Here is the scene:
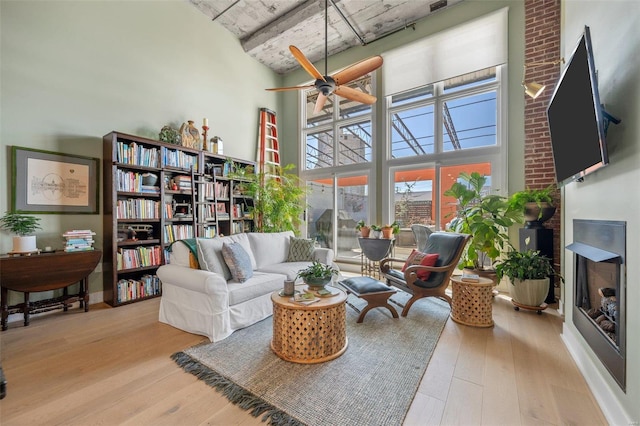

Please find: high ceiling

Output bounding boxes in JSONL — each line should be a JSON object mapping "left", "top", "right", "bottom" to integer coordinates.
{"left": 190, "top": 0, "right": 464, "bottom": 74}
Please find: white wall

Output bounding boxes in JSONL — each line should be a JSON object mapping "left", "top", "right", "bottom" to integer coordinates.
{"left": 561, "top": 1, "right": 640, "bottom": 424}
{"left": 0, "top": 0, "right": 280, "bottom": 301}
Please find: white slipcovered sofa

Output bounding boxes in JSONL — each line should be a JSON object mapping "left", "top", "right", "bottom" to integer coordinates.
{"left": 156, "top": 231, "right": 336, "bottom": 342}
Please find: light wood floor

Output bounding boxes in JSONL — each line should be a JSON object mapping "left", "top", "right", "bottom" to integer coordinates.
{"left": 0, "top": 294, "right": 607, "bottom": 425}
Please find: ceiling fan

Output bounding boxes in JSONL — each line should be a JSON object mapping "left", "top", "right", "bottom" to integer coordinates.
{"left": 266, "top": 0, "right": 383, "bottom": 114}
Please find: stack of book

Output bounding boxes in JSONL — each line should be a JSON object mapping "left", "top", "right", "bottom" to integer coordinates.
{"left": 62, "top": 230, "right": 96, "bottom": 252}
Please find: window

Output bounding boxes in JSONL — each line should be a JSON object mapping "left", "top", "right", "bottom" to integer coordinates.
{"left": 385, "top": 66, "right": 506, "bottom": 232}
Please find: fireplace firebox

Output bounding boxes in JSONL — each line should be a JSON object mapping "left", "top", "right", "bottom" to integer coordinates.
{"left": 567, "top": 219, "right": 626, "bottom": 391}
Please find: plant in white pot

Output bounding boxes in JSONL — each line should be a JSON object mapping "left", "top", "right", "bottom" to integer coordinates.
{"left": 495, "top": 248, "right": 563, "bottom": 312}
{"left": 0, "top": 212, "right": 42, "bottom": 253}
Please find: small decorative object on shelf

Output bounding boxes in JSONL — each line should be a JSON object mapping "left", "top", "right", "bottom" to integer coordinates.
{"left": 211, "top": 136, "right": 223, "bottom": 154}
{"left": 180, "top": 120, "right": 201, "bottom": 149}
{"left": 159, "top": 125, "right": 181, "bottom": 145}
{"left": 202, "top": 118, "right": 209, "bottom": 152}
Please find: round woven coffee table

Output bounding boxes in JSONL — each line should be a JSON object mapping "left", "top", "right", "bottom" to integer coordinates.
{"left": 449, "top": 275, "right": 494, "bottom": 327}
{"left": 271, "top": 286, "right": 348, "bottom": 364}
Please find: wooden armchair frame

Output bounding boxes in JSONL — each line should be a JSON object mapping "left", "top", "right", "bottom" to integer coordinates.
{"left": 380, "top": 232, "right": 470, "bottom": 317}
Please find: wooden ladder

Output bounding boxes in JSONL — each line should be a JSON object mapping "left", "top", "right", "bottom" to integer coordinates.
{"left": 257, "top": 108, "right": 281, "bottom": 181}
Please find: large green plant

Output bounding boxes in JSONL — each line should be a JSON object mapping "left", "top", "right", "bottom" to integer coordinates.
{"left": 236, "top": 163, "right": 307, "bottom": 235}
{"left": 0, "top": 212, "right": 41, "bottom": 236}
{"left": 444, "top": 172, "right": 522, "bottom": 270}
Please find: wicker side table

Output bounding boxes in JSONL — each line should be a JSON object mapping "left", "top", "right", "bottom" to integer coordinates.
{"left": 449, "top": 276, "right": 494, "bottom": 327}
{"left": 271, "top": 287, "right": 348, "bottom": 364}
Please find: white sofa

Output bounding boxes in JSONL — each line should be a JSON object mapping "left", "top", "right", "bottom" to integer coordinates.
{"left": 156, "top": 231, "right": 335, "bottom": 342}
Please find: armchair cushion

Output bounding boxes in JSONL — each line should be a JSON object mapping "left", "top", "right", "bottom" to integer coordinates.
{"left": 287, "top": 237, "right": 315, "bottom": 262}
{"left": 402, "top": 250, "right": 439, "bottom": 280}
{"left": 222, "top": 242, "right": 253, "bottom": 283}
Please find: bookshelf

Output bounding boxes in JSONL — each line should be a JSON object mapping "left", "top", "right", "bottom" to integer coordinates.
{"left": 103, "top": 131, "right": 255, "bottom": 307}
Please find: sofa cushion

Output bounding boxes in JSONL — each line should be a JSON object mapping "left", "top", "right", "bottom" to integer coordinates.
{"left": 197, "top": 237, "right": 232, "bottom": 281}
{"left": 402, "top": 250, "right": 439, "bottom": 280}
{"left": 247, "top": 231, "right": 294, "bottom": 268}
{"left": 221, "top": 233, "right": 257, "bottom": 270}
{"left": 287, "top": 237, "right": 315, "bottom": 262}
{"left": 256, "top": 261, "right": 318, "bottom": 281}
{"left": 222, "top": 242, "right": 253, "bottom": 283}
{"left": 227, "top": 272, "right": 284, "bottom": 305}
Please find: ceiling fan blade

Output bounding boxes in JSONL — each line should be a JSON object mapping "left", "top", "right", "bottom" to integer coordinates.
{"left": 290, "top": 45, "right": 326, "bottom": 82}
{"left": 333, "top": 56, "right": 384, "bottom": 86}
{"left": 334, "top": 86, "right": 377, "bottom": 105}
{"left": 266, "top": 84, "right": 314, "bottom": 92}
{"left": 313, "top": 93, "right": 328, "bottom": 114}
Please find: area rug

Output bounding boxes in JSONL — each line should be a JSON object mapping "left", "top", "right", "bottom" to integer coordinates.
{"left": 171, "top": 292, "right": 450, "bottom": 426}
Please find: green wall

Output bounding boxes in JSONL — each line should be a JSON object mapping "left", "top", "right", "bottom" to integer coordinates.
{"left": 0, "top": 0, "right": 280, "bottom": 302}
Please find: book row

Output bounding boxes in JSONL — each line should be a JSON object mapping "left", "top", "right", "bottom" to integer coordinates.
{"left": 116, "top": 274, "right": 161, "bottom": 303}
{"left": 117, "top": 245, "right": 163, "bottom": 271}
{"left": 116, "top": 198, "right": 160, "bottom": 220}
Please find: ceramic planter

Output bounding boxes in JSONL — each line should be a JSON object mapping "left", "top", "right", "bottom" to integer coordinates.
{"left": 509, "top": 278, "right": 550, "bottom": 307}
{"left": 12, "top": 235, "right": 37, "bottom": 253}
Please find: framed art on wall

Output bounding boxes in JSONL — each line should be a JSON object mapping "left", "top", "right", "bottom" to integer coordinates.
{"left": 11, "top": 146, "right": 99, "bottom": 214}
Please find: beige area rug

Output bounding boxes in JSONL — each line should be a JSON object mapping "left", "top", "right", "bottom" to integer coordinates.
{"left": 171, "top": 291, "right": 449, "bottom": 426}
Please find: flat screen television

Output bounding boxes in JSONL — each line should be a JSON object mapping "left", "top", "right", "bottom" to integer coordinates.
{"left": 547, "top": 26, "right": 616, "bottom": 187}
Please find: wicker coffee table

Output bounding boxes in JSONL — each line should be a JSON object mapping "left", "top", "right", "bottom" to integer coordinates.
{"left": 449, "top": 275, "right": 494, "bottom": 327}
{"left": 271, "top": 286, "right": 348, "bottom": 364}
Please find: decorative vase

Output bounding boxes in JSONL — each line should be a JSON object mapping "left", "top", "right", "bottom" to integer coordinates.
{"left": 524, "top": 202, "right": 556, "bottom": 228}
{"left": 303, "top": 276, "right": 332, "bottom": 290}
{"left": 12, "top": 235, "right": 37, "bottom": 253}
{"left": 510, "top": 278, "right": 550, "bottom": 307}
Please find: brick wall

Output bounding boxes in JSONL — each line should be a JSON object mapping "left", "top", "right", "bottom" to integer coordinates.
{"left": 524, "top": 0, "right": 562, "bottom": 287}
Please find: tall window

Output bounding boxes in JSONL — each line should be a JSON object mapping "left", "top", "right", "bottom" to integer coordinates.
{"left": 301, "top": 72, "right": 376, "bottom": 261}
{"left": 385, "top": 66, "right": 506, "bottom": 233}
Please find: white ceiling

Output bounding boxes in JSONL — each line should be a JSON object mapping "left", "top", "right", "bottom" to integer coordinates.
{"left": 190, "top": 0, "right": 465, "bottom": 74}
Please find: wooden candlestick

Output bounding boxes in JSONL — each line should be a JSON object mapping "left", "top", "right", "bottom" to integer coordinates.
{"left": 202, "top": 125, "right": 209, "bottom": 151}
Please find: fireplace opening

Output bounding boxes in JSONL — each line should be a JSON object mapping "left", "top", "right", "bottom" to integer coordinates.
{"left": 567, "top": 219, "right": 626, "bottom": 391}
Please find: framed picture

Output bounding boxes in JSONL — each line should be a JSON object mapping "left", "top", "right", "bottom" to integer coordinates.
{"left": 11, "top": 146, "right": 99, "bottom": 214}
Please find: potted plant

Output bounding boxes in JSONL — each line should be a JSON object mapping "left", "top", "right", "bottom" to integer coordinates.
{"left": 296, "top": 260, "right": 339, "bottom": 290}
{"left": 370, "top": 224, "right": 382, "bottom": 239}
{"left": 231, "top": 163, "right": 307, "bottom": 234}
{"left": 495, "top": 249, "right": 563, "bottom": 309}
{"left": 508, "top": 185, "right": 557, "bottom": 228}
{"left": 444, "top": 172, "right": 523, "bottom": 277}
{"left": 381, "top": 221, "right": 400, "bottom": 239}
{"left": 355, "top": 220, "right": 371, "bottom": 238}
{"left": 0, "top": 212, "right": 42, "bottom": 253}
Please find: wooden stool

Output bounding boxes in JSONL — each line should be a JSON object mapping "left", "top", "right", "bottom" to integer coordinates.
{"left": 339, "top": 276, "right": 399, "bottom": 323}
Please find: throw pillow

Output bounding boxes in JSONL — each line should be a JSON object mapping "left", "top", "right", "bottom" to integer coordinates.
{"left": 196, "top": 237, "right": 232, "bottom": 281}
{"left": 287, "top": 237, "right": 315, "bottom": 262}
{"left": 402, "top": 249, "right": 439, "bottom": 280}
{"left": 222, "top": 242, "right": 253, "bottom": 283}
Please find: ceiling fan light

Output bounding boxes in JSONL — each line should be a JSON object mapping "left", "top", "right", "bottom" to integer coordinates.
{"left": 523, "top": 81, "right": 546, "bottom": 99}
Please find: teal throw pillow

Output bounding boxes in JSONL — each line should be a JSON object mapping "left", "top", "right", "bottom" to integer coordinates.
{"left": 287, "top": 237, "right": 315, "bottom": 262}
{"left": 221, "top": 242, "right": 253, "bottom": 283}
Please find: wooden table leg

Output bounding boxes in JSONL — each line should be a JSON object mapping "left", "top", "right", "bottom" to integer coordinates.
{"left": 1, "top": 287, "right": 8, "bottom": 331}
{"left": 81, "top": 277, "right": 89, "bottom": 312}
{"left": 24, "top": 291, "right": 30, "bottom": 327}
{"left": 63, "top": 286, "right": 69, "bottom": 311}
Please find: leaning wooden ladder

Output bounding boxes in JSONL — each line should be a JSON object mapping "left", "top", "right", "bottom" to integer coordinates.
{"left": 257, "top": 108, "right": 281, "bottom": 181}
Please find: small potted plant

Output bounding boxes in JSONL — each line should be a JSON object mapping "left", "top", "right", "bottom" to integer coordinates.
{"left": 508, "top": 185, "right": 557, "bottom": 228}
{"left": 0, "top": 212, "right": 42, "bottom": 253}
{"left": 381, "top": 221, "right": 400, "bottom": 239}
{"left": 296, "top": 260, "right": 339, "bottom": 290}
{"left": 355, "top": 220, "right": 371, "bottom": 238}
{"left": 370, "top": 224, "right": 382, "bottom": 239}
{"left": 495, "top": 249, "right": 563, "bottom": 309}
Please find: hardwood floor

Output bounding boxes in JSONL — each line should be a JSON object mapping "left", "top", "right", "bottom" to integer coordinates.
{"left": 0, "top": 293, "right": 607, "bottom": 425}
